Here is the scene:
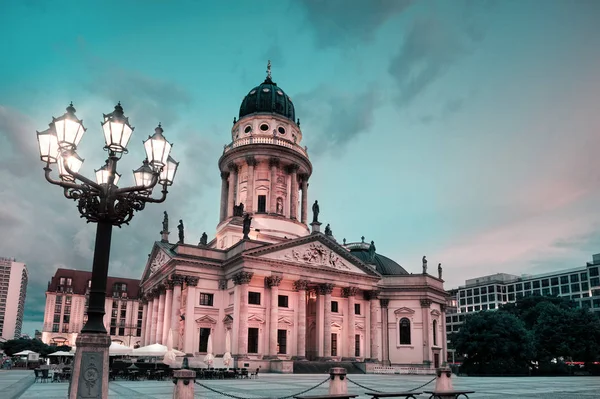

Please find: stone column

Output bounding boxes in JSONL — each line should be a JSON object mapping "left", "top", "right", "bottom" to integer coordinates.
{"left": 144, "top": 293, "right": 154, "bottom": 346}
{"left": 300, "top": 175, "right": 308, "bottom": 224}
{"left": 219, "top": 171, "right": 229, "bottom": 222}
{"left": 171, "top": 275, "right": 185, "bottom": 350}
{"left": 320, "top": 283, "right": 334, "bottom": 359}
{"left": 421, "top": 299, "right": 432, "bottom": 365}
{"left": 440, "top": 304, "right": 447, "bottom": 365}
{"left": 226, "top": 163, "right": 237, "bottom": 218}
{"left": 380, "top": 299, "right": 390, "bottom": 366}
{"left": 365, "top": 290, "right": 380, "bottom": 361}
{"left": 293, "top": 280, "right": 310, "bottom": 360}
{"left": 162, "top": 281, "right": 174, "bottom": 345}
{"left": 156, "top": 285, "right": 166, "bottom": 345}
{"left": 342, "top": 287, "right": 358, "bottom": 359}
{"left": 233, "top": 271, "right": 253, "bottom": 358}
{"left": 269, "top": 158, "right": 279, "bottom": 214}
{"left": 266, "top": 275, "right": 282, "bottom": 358}
{"left": 288, "top": 164, "right": 299, "bottom": 219}
{"left": 150, "top": 291, "right": 160, "bottom": 344}
{"left": 140, "top": 300, "right": 148, "bottom": 346}
{"left": 246, "top": 157, "right": 256, "bottom": 213}
{"left": 184, "top": 276, "right": 199, "bottom": 354}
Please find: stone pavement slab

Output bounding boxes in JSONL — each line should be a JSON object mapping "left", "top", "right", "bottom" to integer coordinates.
{"left": 0, "top": 370, "right": 36, "bottom": 399}
{"left": 12, "top": 373, "right": 600, "bottom": 398}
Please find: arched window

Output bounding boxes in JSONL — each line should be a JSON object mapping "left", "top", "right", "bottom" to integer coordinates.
{"left": 399, "top": 318, "right": 411, "bottom": 345}
{"left": 433, "top": 320, "right": 438, "bottom": 346}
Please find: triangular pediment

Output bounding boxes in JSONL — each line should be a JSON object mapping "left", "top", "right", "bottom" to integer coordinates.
{"left": 195, "top": 315, "right": 217, "bottom": 324}
{"left": 355, "top": 322, "right": 364, "bottom": 330}
{"left": 141, "top": 243, "right": 174, "bottom": 283}
{"left": 278, "top": 317, "right": 294, "bottom": 326}
{"left": 245, "top": 235, "right": 380, "bottom": 277}
{"left": 248, "top": 314, "right": 265, "bottom": 323}
{"left": 332, "top": 322, "right": 342, "bottom": 328}
{"left": 430, "top": 309, "right": 441, "bottom": 317}
{"left": 223, "top": 315, "right": 233, "bottom": 324}
{"left": 394, "top": 307, "right": 416, "bottom": 316}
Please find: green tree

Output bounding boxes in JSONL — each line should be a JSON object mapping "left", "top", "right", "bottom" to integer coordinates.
{"left": 451, "top": 311, "right": 534, "bottom": 375}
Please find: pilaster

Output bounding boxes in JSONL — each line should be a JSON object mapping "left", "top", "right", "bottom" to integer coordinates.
{"left": 319, "top": 283, "right": 334, "bottom": 359}
{"left": 150, "top": 291, "right": 160, "bottom": 344}
{"left": 342, "top": 287, "right": 358, "bottom": 359}
{"left": 380, "top": 298, "right": 390, "bottom": 366}
{"left": 364, "top": 290, "right": 380, "bottom": 361}
{"left": 265, "top": 275, "right": 282, "bottom": 358}
{"left": 183, "top": 276, "right": 199, "bottom": 354}
{"left": 227, "top": 163, "right": 237, "bottom": 218}
{"left": 246, "top": 156, "right": 257, "bottom": 213}
{"left": 293, "top": 279, "right": 310, "bottom": 359}
{"left": 269, "top": 158, "right": 279, "bottom": 214}
{"left": 421, "top": 299, "right": 432, "bottom": 365}
{"left": 233, "top": 271, "right": 253, "bottom": 358}
{"left": 300, "top": 174, "right": 308, "bottom": 224}
{"left": 287, "top": 164, "right": 299, "bottom": 220}
{"left": 156, "top": 285, "right": 166, "bottom": 345}
{"left": 171, "top": 274, "right": 185, "bottom": 349}
{"left": 162, "top": 280, "right": 174, "bottom": 345}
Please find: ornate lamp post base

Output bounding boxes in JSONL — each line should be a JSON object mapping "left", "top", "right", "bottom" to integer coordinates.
{"left": 69, "top": 333, "right": 111, "bottom": 399}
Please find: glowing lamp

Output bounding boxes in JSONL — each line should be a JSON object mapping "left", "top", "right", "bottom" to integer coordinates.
{"left": 52, "top": 103, "right": 86, "bottom": 150}
{"left": 36, "top": 128, "right": 60, "bottom": 164}
{"left": 57, "top": 151, "right": 84, "bottom": 181}
{"left": 95, "top": 164, "right": 121, "bottom": 185}
{"left": 143, "top": 124, "right": 172, "bottom": 170}
{"left": 133, "top": 159, "right": 155, "bottom": 190}
{"left": 159, "top": 155, "right": 179, "bottom": 186}
{"left": 102, "top": 102, "right": 134, "bottom": 153}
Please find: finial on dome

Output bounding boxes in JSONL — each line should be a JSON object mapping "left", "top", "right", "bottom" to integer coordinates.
{"left": 266, "top": 60, "right": 272, "bottom": 80}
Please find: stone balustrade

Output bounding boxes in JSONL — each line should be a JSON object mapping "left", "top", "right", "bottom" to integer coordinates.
{"left": 223, "top": 136, "right": 308, "bottom": 156}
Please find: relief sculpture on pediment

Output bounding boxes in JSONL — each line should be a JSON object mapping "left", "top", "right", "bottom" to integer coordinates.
{"left": 149, "top": 250, "right": 169, "bottom": 275}
{"left": 282, "top": 243, "right": 351, "bottom": 271}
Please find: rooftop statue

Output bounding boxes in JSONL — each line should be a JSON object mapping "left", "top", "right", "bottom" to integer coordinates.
{"left": 422, "top": 256, "right": 427, "bottom": 274}
{"left": 438, "top": 263, "right": 443, "bottom": 279}
{"left": 242, "top": 213, "right": 252, "bottom": 239}
{"left": 199, "top": 232, "right": 208, "bottom": 246}
{"left": 162, "top": 211, "right": 168, "bottom": 233}
{"left": 369, "top": 241, "right": 376, "bottom": 261}
{"left": 324, "top": 223, "right": 332, "bottom": 236}
{"left": 312, "top": 200, "right": 320, "bottom": 223}
{"left": 178, "top": 220, "right": 184, "bottom": 244}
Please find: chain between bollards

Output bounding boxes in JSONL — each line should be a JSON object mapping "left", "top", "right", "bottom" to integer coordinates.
{"left": 195, "top": 376, "right": 330, "bottom": 399}
{"left": 346, "top": 375, "right": 437, "bottom": 393}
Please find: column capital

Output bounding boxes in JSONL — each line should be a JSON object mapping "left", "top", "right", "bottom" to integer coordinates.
{"left": 233, "top": 271, "right": 254, "bottom": 285}
{"left": 218, "top": 279, "right": 228, "bottom": 290}
{"left": 171, "top": 274, "right": 186, "bottom": 286}
{"left": 246, "top": 156, "right": 257, "bottom": 167}
{"left": 364, "top": 290, "right": 380, "bottom": 300}
{"left": 420, "top": 299, "right": 432, "bottom": 308}
{"left": 265, "top": 275, "right": 282, "bottom": 288}
{"left": 269, "top": 157, "right": 280, "bottom": 168}
{"left": 144, "top": 292, "right": 154, "bottom": 301}
{"left": 379, "top": 298, "right": 390, "bottom": 308}
{"left": 221, "top": 170, "right": 230, "bottom": 180}
{"left": 341, "top": 287, "right": 358, "bottom": 297}
{"left": 185, "top": 276, "right": 199, "bottom": 287}
{"left": 293, "top": 279, "right": 310, "bottom": 291}
{"left": 318, "top": 283, "right": 334, "bottom": 295}
{"left": 164, "top": 280, "right": 175, "bottom": 290}
{"left": 228, "top": 162, "right": 238, "bottom": 173}
{"left": 286, "top": 163, "right": 299, "bottom": 173}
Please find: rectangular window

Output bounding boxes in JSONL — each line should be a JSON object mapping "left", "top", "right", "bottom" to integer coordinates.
{"left": 199, "top": 328, "right": 210, "bottom": 352}
{"left": 542, "top": 288, "right": 550, "bottom": 296}
{"left": 120, "top": 309, "right": 126, "bottom": 318}
{"left": 589, "top": 267, "right": 599, "bottom": 277}
{"left": 199, "top": 293, "right": 214, "bottom": 306}
{"left": 508, "top": 293, "right": 515, "bottom": 301}
{"left": 571, "top": 274, "right": 579, "bottom": 283}
{"left": 481, "top": 304, "right": 488, "bottom": 310}
{"left": 507, "top": 285, "right": 514, "bottom": 293}
{"left": 467, "top": 297, "right": 473, "bottom": 305}
{"left": 515, "top": 283, "right": 523, "bottom": 291}
{"left": 355, "top": 334, "right": 361, "bottom": 357}
{"left": 257, "top": 195, "right": 267, "bottom": 213}
{"left": 331, "top": 334, "right": 338, "bottom": 357}
{"left": 54, "top": 304, "right": 61, "bottom": 313}
{"left": 474, "top": 305, "right": 480, "bottom": 311}
{"left": 489, "top": 286, "right": 496, "bottom": 293}
{"left": 561, "top": 285, "right": 570, "bottom": 294}
{"left": 459, "top": 299, "right": 465, "bottom": 306}
{"left": 467, "top": 306, "right": 473, "bottom": 312}
{"left": 248, "top": 292, "right": 261, "bottom": 305}
{"left": 572, "top": 294, "right": 581, "bottom": 299}
{"left": 118, "top": 328, "right": 125, "bottom": 336}
{"left": 63, "top": 315, "right": 70, "bottom": 324}
{"left": 52, "top": 324, "right": 59, "bottom": 332}
{"left": 248, "top": 328, "right": 259, "bottom": 353}
{"left": 581, "top": 282, "right": 589, "bottom": 291}
{"left": 560, "top": 276, "right": 569, "bottom": 284}
{"left": 473, "top": 296, "right": 480, "bottom": 304}
{"left": 459, "top": 291, "right": 465, "bottom": 298}
{"left": 278, "top": 295, "right": 289, "bottom": 308}
{"left": 581, "top": 272, "right": 588, "bottom": 280}
{"left": 524, "top": 282, "right": 531, "bottom": 290}
{"left": 571, "top": 284, "right": 580, "bottom": 292}
{"left": 64, "top": 305, "right": 71, "bottom": 315}
{"left": 551, "top": 277, "right": 559, "bottom": 286}
{"left": 481, "top": 287, "right": 487, "bottom": 294}
{"left": 53, "top": 314, "right": 60, "bottom": 323}
{"left": 489, "top": 303, "right": 496, "bottom": 309}
{"left": 331, "top": 301, "right": 339, "bottom": 313}
{"left": 466, "top": 289, "right": 472, "bottom": 296}
{"left": 277, "top": 329, "right": 287, "bottom": 354}
{"left": 542, "top": 279, "right": 549, "bottom": 287}
{"left": 111, "top": 309, "right": 118, "bottom": 318}
{"left": 532, "top": 290, "right": 540, "bottom": 296}
{"left": 488, "top": 294, "right": 495, "bottom": 302}
{"left": 62, "top": 325, "right": 69, "bottom": 333}
{"left": 354, "top": 303, "right": 361, "bottom": 315}
{"left": 552, "top": 287, "right": 560, "bottom": 295}
{"left": 533, "top": 280, "right": 540, "bottom": 289}
{"left": 59, "top": 277, "right": 65, "bottom": 285}
{"left": 473, "top": 288, "right": 480, "bottom": 295}
{"left": 110, "top": 327, "right": 116, "bottom": 335}
{"left": 55, "top": 296, "right": 63, "bottom": 304}
{"left": 591, "top": 277, "right": 600, "bottom": 287}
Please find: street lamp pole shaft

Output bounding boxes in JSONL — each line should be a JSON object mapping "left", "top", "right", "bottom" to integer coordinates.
{"left": 82, "top": 220, "right": 113, "bottom": 334}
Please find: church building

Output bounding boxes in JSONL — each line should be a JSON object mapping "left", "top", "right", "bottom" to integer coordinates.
{"left": 138, "top": 65, "right": 449, "bottom": 372}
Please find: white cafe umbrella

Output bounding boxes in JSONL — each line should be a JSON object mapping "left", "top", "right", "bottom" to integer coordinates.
{"left": 48, "top": 351, "right": 74, "bottom": 357}
{"left": 222, "top": 330, "right": 232, "bottom": 368}
{"left": 203, "top": 334, "right": 214, "bottom": 367}
{"left": 109, "top": 342, "right": 133, "bottom": 356}
{"left": 13, "top": 350, "right": 38, "bottom": 356}
{"left": 162, "top": 329, "right": 177, "bottom": 366}
{"left": 132, "top": 343, "right": 184, "bottom": 357}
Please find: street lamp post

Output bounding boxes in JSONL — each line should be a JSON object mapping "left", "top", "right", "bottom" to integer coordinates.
{"left": 36, "top": 102, "right": 179, "bottom": 399}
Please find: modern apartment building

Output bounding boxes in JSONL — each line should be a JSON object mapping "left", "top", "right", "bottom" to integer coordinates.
{"left": 41, "top": 268, "right": 143, "bottom": 347}
{"left": 446, "top": 253, "right": 600, "bottom": 342}
{"left": 0, "top": 257, "right": 28, "bottom": 340}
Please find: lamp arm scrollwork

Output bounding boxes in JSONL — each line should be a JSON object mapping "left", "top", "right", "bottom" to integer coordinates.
{"left": 62, "top": 160, "right": 102, "bottom": 191}
{"left": 138, "top": 185, "right": 168, "bottom": 204}
{"left": 115, "top": 171, "right": 160, "bottom": 195}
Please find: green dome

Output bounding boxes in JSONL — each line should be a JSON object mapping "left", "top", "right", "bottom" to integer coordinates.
{"left": 239, "top": 77, "right": 296, "bottom": 122}
{"left": 349, "top": 247, "right": 409, "bottom": 276}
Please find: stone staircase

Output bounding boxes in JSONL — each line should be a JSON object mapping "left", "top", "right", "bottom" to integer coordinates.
{"left": 293, "top": 361, "right": 365, "bottom": 374}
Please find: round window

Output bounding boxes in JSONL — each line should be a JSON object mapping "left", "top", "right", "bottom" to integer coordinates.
{"left": 249, "top": 90, "right": 256, "bottom": 95}
{"left": 278, "top": 127, "right": 285, "bottom": 134}
{"left": 262, "top": 88, "right": 270, "bottom": 93}
{"left": 260, "top": 124, "right": 269, "bottom": 131}
{"left": 277, "top": 90, "right": 283, "bottom": 96}
{"left": 244, "top": 126, "right": 252, "bottom": 134}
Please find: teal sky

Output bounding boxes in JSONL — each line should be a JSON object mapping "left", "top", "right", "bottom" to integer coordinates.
{"left": 1, "top": 0, "right": 600, "bottom": 336}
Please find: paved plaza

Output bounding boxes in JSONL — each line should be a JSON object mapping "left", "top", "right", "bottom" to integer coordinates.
{"left": 3, "top": 370, "right": 599, "bottom": 398}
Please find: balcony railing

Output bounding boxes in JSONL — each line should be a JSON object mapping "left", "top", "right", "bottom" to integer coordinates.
{"left": 223, "top": 135, "right": 308, "bottom": 157}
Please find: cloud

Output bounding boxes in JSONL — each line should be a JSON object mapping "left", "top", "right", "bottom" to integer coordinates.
{"left": 294, "top": 84, "right": 381, "bottom": 155}
{"left": 299, "top": 0, "right": 413, "bottom": 48}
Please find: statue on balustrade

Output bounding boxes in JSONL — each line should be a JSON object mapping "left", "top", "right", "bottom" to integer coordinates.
{"left": 161, "top": 211, "right": 169, "bottom": 233}
{"left": 312, "top": 200, "right": 320, "bottom": 223}
{"left": 369, "top": 241, "right": 376, "bottom": 262}
{"left": 324, "top": 223, "right": 332, "bottom": 236}
{"left": 422, "top": 255, "right": 428, "bottom": 274}
{"left": 178, "top": 220, "right": 184, "bottom": 244}
{"left": 233, "top": 202, "right": 245, "bottom": 217}
{"left": 199, "top": 232, "right": 208, "bottom": 246}
{"left": 438, "top": 263, "right": 443, "bottom": 279}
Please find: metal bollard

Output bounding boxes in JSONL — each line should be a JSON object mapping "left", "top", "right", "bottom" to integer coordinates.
{"left": 328, "top": 367, "right": 348, "bottom": 395}
{"left": 434, "top": 366, "right": 454, "bottom": 397}
{"left": 172, "top": 369, "right": 196, "bottom": 399}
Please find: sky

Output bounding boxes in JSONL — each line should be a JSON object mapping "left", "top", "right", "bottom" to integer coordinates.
{"left": 1, "top": 0, "right": 600, "bottom": 337}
